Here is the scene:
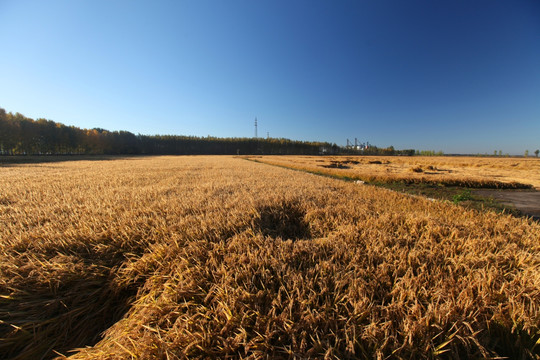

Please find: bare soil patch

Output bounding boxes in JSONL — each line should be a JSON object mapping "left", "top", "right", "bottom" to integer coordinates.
{"left": 475, "top": 190, "right": 540, "bottom": 221}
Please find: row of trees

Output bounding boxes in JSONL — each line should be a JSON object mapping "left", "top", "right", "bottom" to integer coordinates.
{"left": 341, "top": 145, "right": 416, "bottom": 156}
{"left": 0, "top": 109, "right": 339, "bottom": 156}
{"left": 523, "top": 149, "right": 540, "bottom": 157}
{"left": 1, "top": 108, "right": 428, "bottom": 156}
{"left": 493, "top": 150, "right": 540, "bottom": 157}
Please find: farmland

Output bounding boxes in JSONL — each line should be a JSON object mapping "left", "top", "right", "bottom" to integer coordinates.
{"left": 0, "top": 156, "right": 539, "bottom": 359}
{"left": 245, "top": 155, "right": 540, "bottom": 189}
{"left": 246, "top": 155, "right": 540, "bottom": 220}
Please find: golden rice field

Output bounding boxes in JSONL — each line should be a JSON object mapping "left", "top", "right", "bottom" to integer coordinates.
{"left": 0, "top": 156, "right": 539, "bottom": 359}
{"left": 247, "top": 155, "right": 540, "bottom": 189}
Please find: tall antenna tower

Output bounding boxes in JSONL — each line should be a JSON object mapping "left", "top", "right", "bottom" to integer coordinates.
{"left": 254, "top": 117, "right": 258, "bottom": 138}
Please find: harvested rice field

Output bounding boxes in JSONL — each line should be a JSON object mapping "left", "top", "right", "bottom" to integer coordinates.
{"left": 0, "top": 156, "right": 539, "bottom": 359}
{"left": 247, "top": 155, "right": 540, "bottom": 189}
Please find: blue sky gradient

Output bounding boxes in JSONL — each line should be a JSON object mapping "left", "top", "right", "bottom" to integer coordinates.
{"left": 1, "top": 0, "right": 539, "bottom": 154}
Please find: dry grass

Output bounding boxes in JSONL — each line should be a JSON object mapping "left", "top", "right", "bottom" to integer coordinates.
{"left": 248, "top": 155, "right": 540, "bottom": 189}
{"left": 0, "top": 156, "right": 539, "bottom": 359}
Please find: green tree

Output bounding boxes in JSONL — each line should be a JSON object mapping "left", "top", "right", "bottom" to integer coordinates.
{"left": 525, "top": 150, "right": 529, "bottom": 157}
{"left": 535, "top": 149, "right": 539, "bottom": 157}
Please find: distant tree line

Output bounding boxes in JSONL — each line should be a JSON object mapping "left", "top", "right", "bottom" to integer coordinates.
{"left": 0, "top": 108, "right": 425, "bottom": 156}
{"left": 415, "top": 150, "right": 444, "bottom": 156}
{"left": 341, "top": 145, "right": 416, "bottom": 156}
{"left": 0, "top": 108, "right": 340, "bottom": 156}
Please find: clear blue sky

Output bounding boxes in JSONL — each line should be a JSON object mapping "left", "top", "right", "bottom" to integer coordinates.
{"left": 1, "top": 0, "right": 539, "bottom": 154}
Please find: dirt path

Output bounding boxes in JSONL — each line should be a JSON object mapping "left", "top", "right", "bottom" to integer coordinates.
{"left": 474, "top": 190, "right": 540, "bottom": 221}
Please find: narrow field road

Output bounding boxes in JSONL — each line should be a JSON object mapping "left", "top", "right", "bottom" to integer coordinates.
{"left": 475, "top": 190, "right": 540, "bottom": 221}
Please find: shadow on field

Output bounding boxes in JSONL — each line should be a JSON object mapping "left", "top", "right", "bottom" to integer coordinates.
{"left": 484, "top": 321, "right": 540, "bottom": 359}
{"left": 0, "top": 279, "right": 137, "bottom": 360}
{"left": 0, "top": 155, "right": 137, "bottom": 166}
{"left": 253, "top": 201, "right": 311, "bottom": 241}
{"left": 0, "top": 247, "right": 142, "bottom": 359}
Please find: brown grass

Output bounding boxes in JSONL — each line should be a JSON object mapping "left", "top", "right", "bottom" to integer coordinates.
{"left": 0, "top": 156, "right": 539, "bottom": 359}
{"left": 248, "top": 155, "right": 540, "bottom": 189}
